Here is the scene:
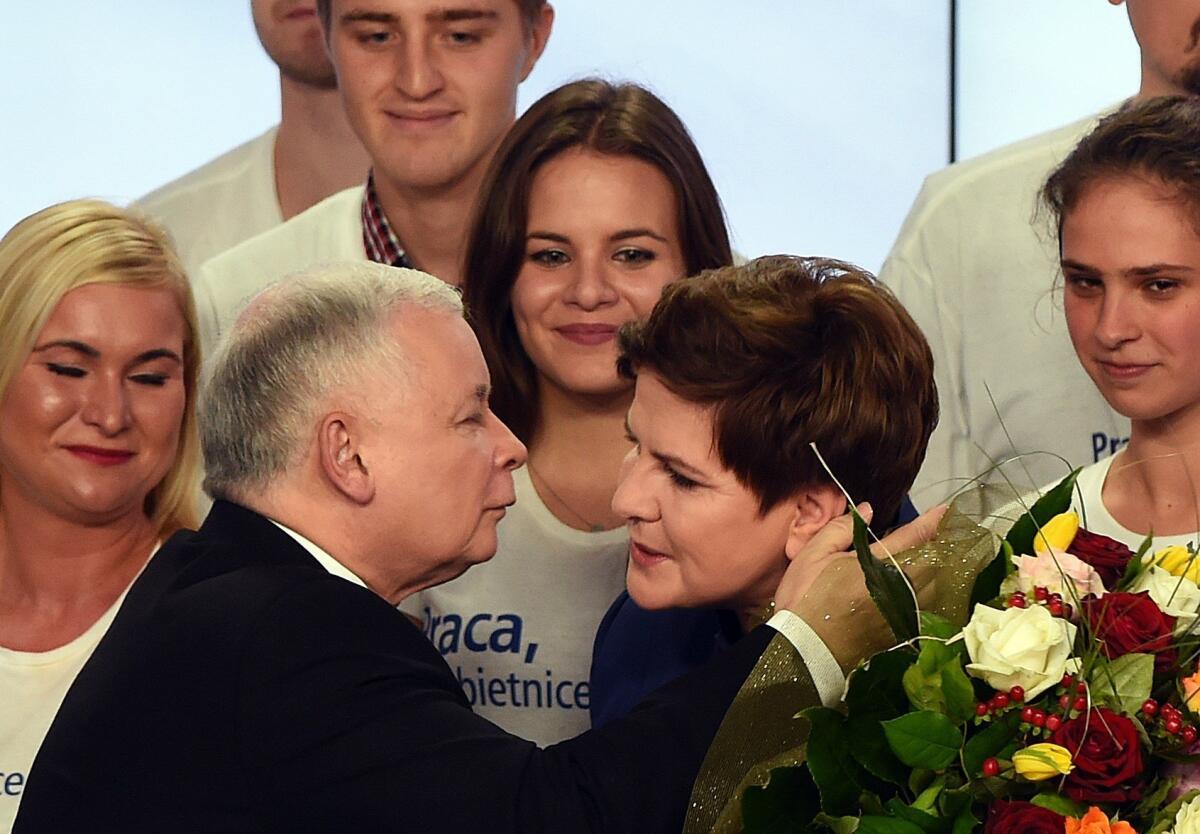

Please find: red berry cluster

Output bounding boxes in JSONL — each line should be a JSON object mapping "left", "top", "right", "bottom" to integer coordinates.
{"left": 975, "top": 685, "right": 1025, "bottom": 719}
{"left": 1142, "top": 699, "right": 1198, "bottom": 745}
{"left": 1005, "top": 586, "right": 1073, "bottom": 619}
{"left": 974, "top": 675, "right": 1090, "bottom": 739}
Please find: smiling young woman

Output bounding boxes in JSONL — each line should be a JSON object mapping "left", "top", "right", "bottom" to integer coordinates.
{"left": 1043, "top": 96, "right": 1200, "bottom": 549}
{"left": 399, "top": 78, "right": 732, "bottom": 745}
{"left": 0, "top": 199, "right": 201, "bottom": 828}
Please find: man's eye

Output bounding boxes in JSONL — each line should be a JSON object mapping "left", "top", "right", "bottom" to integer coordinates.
{"left": 46, "top": 363, "right": 86, "bottom": 378}
{"left": 446, "top": 30, "right": 482, "bottom": 45}
{"left": 357, "top": 29, "right": 392, "bottom": 45}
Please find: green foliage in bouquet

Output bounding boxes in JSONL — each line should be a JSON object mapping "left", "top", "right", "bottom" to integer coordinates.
{"left": 736, "top": 471, "right": 1200, "bottom": 834}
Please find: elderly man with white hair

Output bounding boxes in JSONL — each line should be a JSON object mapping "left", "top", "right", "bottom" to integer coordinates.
{"left": 15, "top": 262, "right": 935, "bottom": 833}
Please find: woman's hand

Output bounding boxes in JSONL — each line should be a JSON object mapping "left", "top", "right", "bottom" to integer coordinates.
{"left": 774, "top": 503, "right": 946, "bottom": 672}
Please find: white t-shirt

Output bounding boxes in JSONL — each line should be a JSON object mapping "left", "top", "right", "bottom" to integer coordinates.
{"left": 136, "top": 128, "right": 284, "bottom": 275}
{"left": 401, "top": 465, "right": 629, "bottom": 746}
{"left": 1071, "top": 453, "right": 1198, "bottom": 552}
{"left": 881, "top": 111, "right": 1129, "bottom": 508}
{"left": 0, "top": 589, "right": 130, "bottom": 832}
{"left": 191, "top": 185, "right": 366, "bottom": 359}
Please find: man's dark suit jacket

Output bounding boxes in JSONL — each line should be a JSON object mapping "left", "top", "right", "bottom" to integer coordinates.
{"left": 15, "top": 500, "right": 777, "bottom": 833}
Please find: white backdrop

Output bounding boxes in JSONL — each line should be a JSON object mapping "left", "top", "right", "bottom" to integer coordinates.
{"left": 1, "top": 2, "right": 948, "bottom": 273}
{"left": 955, "top": 1, "right": 1141, "bottom": 160}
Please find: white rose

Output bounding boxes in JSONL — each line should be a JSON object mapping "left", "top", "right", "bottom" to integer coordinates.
{"left": 1171, "top": 795, "right": 1200, "bottom": 834}
{"left": 1131, "top": 566, "right": 1200, "bottom": 635}
{"left": 961, "top": 604, "right": 1078, "bottom": 698}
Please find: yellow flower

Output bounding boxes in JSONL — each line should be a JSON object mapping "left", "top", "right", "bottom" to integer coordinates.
{"left": 1034, "top": 511, "right": 1080, "bottom": 553}
{"left": 1184, "top": 664, "right": 1200, "bottom": 710}
{"left": 1065, "top": 806, "right": 1137, "bottom": 834}
{"left": 1012, "top": 743, "right": 1074, "bottom": 781}
{"left": 1149, "top": 545, "right": 1200, "bottom": 584}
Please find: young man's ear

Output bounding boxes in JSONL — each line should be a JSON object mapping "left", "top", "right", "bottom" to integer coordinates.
{"left": 318, "top": 412, "right": 375, "bottom": 505}
{"left": 784, "top": 486, "right": 848, "bottom": 560}
{"left": 519, "top": 3, "right": 555, "bottom": 81}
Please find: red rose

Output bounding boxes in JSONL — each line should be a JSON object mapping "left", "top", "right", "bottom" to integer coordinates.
{"left": 1068, "top": 529, "right": 1134, "bottom": 588}
{"left": 1049, "top": 707, "right": 1146, "bottom": 802}
{"left": 983, "top": 800, "right": 1064, "bottom": 834}
{"left": 1083, "top": 591, "right": 1177, "bottom": 674}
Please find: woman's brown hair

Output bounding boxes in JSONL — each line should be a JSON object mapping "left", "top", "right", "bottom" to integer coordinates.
{"left": 617, "top": 255, "right": 938, "bottom": 528}
{"left": 1043, "top": 95, "right": 1200, "bottom": 238}
{"left": 463, "top": 78, "right": 733, "bottom": 442}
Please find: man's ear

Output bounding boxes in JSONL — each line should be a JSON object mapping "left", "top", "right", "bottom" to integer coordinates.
{"left": 318, "top": 412, "right": 375, "bottom": 505}
{"left": 519, "top": 3, "right": 555, "bottom": 81}
{"left": 784, "top": 486, "right": 848, "bottom": 560}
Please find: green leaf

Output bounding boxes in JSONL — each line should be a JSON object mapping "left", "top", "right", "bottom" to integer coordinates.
{"left": 911, "top": 775, "right": 946, "bottom": 813}
{"left": 886, "top": 798, "right": 948, "bottom": 834}
{"left": 812, "top": 812, "right": 861, "bottom": 834}
{"left": 1135, "top": 776, "right": 1180, "bottom": 824}
{"left": 856, "top": 816, "right": 926, "bottom": 834}
{"left": 847, "top": 716, "right": 909, "bottom": 786}
{"left": 920, "top": 612, "right": 960, "bottom": 641}
{"left": 1030, "top": 792, "right": 1086, "bottom": 817}
{"left": 853, "top": 511, "right": 919, "bottom": 642}
{"left": 1119, "top": 533, "right": 1156, "bottom": 590}
{"left": 845, "top": 653, "right": 912, "bottom": 784}
{"left": 902, "top": 637, "right": 975, "bottom": 725}
{"left": 950, "top": 806, "right": 979, "bottom": 834}
{"left": 740, "top": 766, "right": 817, "bottom": 834}
{"left": 804, "top": 707, "right": 868, "bottom": 816}
{"left": 1088, "top": 653, "right": 1154, "bottom": 715}
{"left": 881, "top": 711, "right": 962, "bottom": 771}
{"left": 940, "top": 663, "right": 978, "bottom": 725}
{"left": 961, "top": 712, "right": 1020, "bottom": 776}
{"left": 847, "top": 652, "right": 917, "bottom": 720}
{"left": 1144, "top": 789, "right": 1200, "bottom": 834}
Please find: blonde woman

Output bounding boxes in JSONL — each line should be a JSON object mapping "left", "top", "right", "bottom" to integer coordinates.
{"left": 0, "top": 200, "right": 200, "bottom": 827}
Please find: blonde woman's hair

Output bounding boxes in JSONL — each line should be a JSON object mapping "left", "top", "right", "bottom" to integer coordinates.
{"left": 0, "top": 198, "right": 202, "bottom": 536}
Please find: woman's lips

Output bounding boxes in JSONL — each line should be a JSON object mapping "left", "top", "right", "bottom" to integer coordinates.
{"left": 556, "top": 324, "right": 618, "bottom": 346}
{"left": 1098, "top": 360, "right": 1155, "bottom": 382}
{"left": 630, "top": 540, "right": 669, "bottom": 568}
{"left": 65, "top": 445, "right": 135, "bottom": 466}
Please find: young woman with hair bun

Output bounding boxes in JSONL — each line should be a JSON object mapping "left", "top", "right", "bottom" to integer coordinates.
{"left": 1043, "top": 95, "right": 1200, "bottom": 552}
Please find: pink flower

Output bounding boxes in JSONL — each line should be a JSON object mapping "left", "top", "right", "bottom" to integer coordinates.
{"left": 1014, "top": 547, "right": 1107, "bottom": 600}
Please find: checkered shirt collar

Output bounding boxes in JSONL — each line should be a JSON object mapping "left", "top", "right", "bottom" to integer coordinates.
{"left": 360, "top": 172, "right": 412, "bottom": 268}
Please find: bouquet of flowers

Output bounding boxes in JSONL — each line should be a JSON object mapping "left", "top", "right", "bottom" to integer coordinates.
{"left": 739, "top": 472, "right": 1200, "bottom": 834}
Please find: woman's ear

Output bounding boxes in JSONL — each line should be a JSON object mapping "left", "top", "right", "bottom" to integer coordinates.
{"left": 318, "top": 412, "right": 375, "bottom": 505}
{"left": 784, "top": 486, "right": 848, "bottom": 560}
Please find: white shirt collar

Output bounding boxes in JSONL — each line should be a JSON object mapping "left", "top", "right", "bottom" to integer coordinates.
{"left": 269, "top": 520, "right": 368, "bottom": 590}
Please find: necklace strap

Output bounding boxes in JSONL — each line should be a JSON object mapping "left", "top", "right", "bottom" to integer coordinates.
{"left": 526, "top": 462, "right": 607, "bottom": 533}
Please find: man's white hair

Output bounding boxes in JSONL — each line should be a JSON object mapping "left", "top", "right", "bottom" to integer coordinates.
{"left": 199, "top": 262, "right": 463, "bottom": 501}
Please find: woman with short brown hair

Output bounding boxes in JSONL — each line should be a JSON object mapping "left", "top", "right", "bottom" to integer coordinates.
{"left": 591, "top": 254, "right": 938, "bottom": 725}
